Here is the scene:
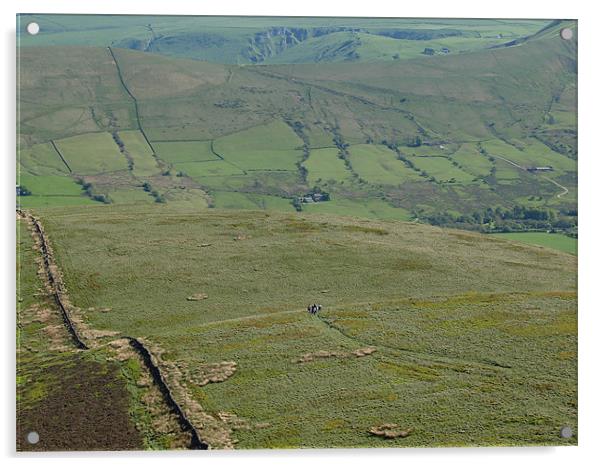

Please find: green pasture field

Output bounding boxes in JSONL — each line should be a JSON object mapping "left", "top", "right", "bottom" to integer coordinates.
{"left": 37, "top": 205, "right": 575, "bottom": 341}
{"left": 29, "top": 204, "right": 576, "bottom": 448}
{"left": 482, "top": 139, "right": 576, "bottom": 174}
{"left": 348, "top": 144, "right": 423, "bottom": 185}
{"left": 302, "top": 197, "right": 411, "bottom": 221}
{"left": 17, "top": 20, "right": 576, "bottom": 222}
{"left": 55, "top": 132, "right": 129, "bottom": 175}
{"left": 492, "top": 232, "right": 577, "bottom": 255}
{"left": 118, "top": 131, "right": 160, "bottom": 177}
{"left": 174, "top": 160, "right": 245, "bottom": 179}
{"left": 408, "top": 155, "right": 475, "bottom": 184}
{"left": 17, "top": 173, "right": 96, "bottom": 208}
{"left": 401, "top": 146, "right": 448, "bottom": 157}
{"left": 18, "top": 195, "right": 97, "bottom": 208}
{"left": 213, "top": 121, "right": 304, "bottom": 171}
{"left": 19, "top": 143, "right": 70, "bottom": 176}
{"left": 303, "top": 148, "right": 353, "bottom": 186}
{"left": 19, "top": 173, "right": 84, "bottom": 197}
{"left": 154, "top": 141, "right": 219, "bottom": 164}
{"left": 492, "top": 160, "right": 523, "bottom": 181}
{"left": 450, "top": 143, "right": 493, "bottom": 178}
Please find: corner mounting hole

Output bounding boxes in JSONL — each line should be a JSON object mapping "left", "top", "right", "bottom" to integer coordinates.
{"left": 26, "top": 22, "right": 40, "bottom": 36}
{"left": 560, "top": 426, "right": 573, "bottom": 438}
{"left": 560, "top": 28, "right": 573, "bottom": 40}
{"left": 26, "top": 431, "right": 40, "bottom": 444}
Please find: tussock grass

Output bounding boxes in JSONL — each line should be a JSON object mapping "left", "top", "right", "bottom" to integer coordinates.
{"left": 28, "top": 205, "right": 577, "bottom": 448}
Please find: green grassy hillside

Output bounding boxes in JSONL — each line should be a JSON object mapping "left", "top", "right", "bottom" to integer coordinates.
{"left": 492, "top": 232, "right": 577, "bottom": 255}
{"left": 16, "top": 16, "right": 578, "bottom": 450}
{"left": 31, "top": 204, "right": 576, "bottom": 448}
{"left": 18, "top": 15, "right": 546, "bottom": 64}
{"left": 17, "top": 20, "right": 577, "bottom": 239}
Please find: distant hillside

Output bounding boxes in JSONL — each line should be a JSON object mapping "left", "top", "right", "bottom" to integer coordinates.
{"left": 17, "top": 17, "right": 577, "bottom": 237}
{"left": 18, "top": 15, "right": 547, "bottom": 64}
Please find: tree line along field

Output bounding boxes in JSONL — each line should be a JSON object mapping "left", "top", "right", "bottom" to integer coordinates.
{"left": 26, "top": 203, "right": 577, "bottom": 448}
{"left": 17, "top": 18, "right": 577, "bottom": 254}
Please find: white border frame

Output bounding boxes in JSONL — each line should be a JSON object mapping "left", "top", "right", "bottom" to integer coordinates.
{"left": 3, "top": 1, "right": 599, "bottom": 465}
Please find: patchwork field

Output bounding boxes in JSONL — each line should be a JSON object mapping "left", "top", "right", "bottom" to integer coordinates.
{"left": 54, "top": 132, "right": 129, "bottom": 175}
{"left": 481, "top": 139, "right": 576, "bottom": 175}
{"left": 154, "top": 141, "right": 219, "bottom": 164}
{"left": 303, "top": 148, "right": 353, "bottom": 186}
{"left": 17, "top": 19, "right": 577, "bottom": 229}
{"left": 212, "top": 121, "right": 304, "bottom": 171}
{"left": 408, "top": 155, "right": 475, "bottom": 184}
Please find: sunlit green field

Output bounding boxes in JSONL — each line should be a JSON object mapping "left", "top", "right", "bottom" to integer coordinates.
{"left": 348, "top": 144, "right": 423, "bottom": 185}
{"left": 55, "top": 132, "right": 129, "bottom": 175}
{"left": 118, "top": 131, "right": 160, "bottom": 177}
{"left": 304, "top": 148, "right": 353, "bottom": 186}
{"left": 154, "top": 141, "right": 218, "bottom": 164}
{"left": 492, "top": 232, "right": 577, "bottom": 255}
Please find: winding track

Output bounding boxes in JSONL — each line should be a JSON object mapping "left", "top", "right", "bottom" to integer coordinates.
{"left": 489, "top": 152, "right": 570, "bottom": 199}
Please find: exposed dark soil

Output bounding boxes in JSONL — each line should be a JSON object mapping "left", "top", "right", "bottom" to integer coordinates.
{"left": 17, "top": 354, "right": 143, "bottom": 451}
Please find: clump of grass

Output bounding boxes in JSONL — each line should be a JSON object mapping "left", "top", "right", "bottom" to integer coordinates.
{"left": 368, "top": 424, "right": 412, "bottom": 439}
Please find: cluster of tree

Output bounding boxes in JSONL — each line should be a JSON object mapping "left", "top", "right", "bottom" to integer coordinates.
{"left": 332, "top": 130, "right": 356, "bottom": 174}
{"left": 142, "top": 181, "right": 166, "bottom": 203}
{"left": 76, "top": 179, "right": 111, "bottom": 204}
{"left": 287, "top": 120, "right": 310, "bottom": 184}
{"left": 419, "top": 205, "right": 577, "bottom": 235}
{"left": 405, "top": 136, "right": 422, "bottom": 147}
